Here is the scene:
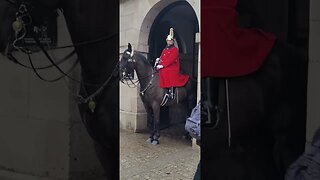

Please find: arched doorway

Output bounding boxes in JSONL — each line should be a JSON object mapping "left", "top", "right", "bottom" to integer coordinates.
{"left": 148, "top": 1, "right": 199, "bottom": 129}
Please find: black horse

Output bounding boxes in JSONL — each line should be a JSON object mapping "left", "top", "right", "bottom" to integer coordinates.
{"left": 120, "top": 43, "right": 195, "bottom": 145}
{"left": 0, "top": 0, "right": 118, "bottom": 179}
{"left": 202, "top": 40, "right": 308, "bottom": 180}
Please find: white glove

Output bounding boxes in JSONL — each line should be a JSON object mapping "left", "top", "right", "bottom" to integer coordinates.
{"left": 154, "top": 58, "right": 160, "bottom": 68}
{"left": 156, "top": 65, "right": 164, "bottom": 70}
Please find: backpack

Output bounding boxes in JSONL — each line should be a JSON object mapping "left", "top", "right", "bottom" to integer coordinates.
{"left": 185, "top": 102, "right": 201, "bottom": 140}
{"left": 285, "top": 128, "right": 320, "bottom": 180}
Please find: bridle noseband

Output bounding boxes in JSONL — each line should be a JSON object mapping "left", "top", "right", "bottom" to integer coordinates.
{"left": 120, "top": 51, "right": 136, "bottom": 85}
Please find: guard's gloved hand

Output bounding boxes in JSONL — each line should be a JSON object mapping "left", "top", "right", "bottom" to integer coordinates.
{"left": 156, "top": 65, "right": 164, "bottom": 70}
{"left": 154, "top": 58, "right": 160, "bottom": 68}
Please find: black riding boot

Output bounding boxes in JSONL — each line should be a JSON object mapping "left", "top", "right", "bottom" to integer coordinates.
{"left": 168, "top": 87, "right": 175, "bottom": 100}
{"left": 202, "top": 77, "right": 219, "bottom": 127}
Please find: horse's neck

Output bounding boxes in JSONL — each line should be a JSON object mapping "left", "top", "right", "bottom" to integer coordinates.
{"left": 61, "top": 1, "right": 118, "bottom": 84}
{"left": 134, "top": 57, "right": 153, "bottom": 88}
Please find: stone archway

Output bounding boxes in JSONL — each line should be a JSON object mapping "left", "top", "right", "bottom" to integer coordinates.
{"left": 120, "top": 0, "right": 199, "bottom": 132}
{"left": 137, "top": 0, "right": 200, "bottom": 53}
{"left": 139, "top": 0, "right": 200, "bottom": 129}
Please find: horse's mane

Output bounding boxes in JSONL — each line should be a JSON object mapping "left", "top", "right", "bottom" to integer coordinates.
{"left": 133, "top": 50, "right": 152, "bottom": 67}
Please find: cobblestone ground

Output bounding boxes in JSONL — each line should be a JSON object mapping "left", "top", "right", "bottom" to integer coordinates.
{"left": 120, "top": 126, "right": 200, "bottom": 180}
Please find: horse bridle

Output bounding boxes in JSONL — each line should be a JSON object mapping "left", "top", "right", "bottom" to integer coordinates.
{"left": 3, "top": 0, "right": 119, "bottom": 112}
{"left": 120, "top": 50, "right": 137, "bottom": 87}
{"left": 120, "top": 50, "right": 157, "bottom": 95}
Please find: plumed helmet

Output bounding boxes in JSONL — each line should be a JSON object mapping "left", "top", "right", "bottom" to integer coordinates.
{"left": 166, "top": 28, "right": 174, "bottom": 41}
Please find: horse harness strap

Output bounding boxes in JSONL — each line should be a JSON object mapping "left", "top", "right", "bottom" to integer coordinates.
{"left": 218, "top": 79, "right": 232, "bottom": 147}
{"left": 140, "top": 68, "right": 155, "bottom": 96}
{"left": 122, "top": 54, "right": 158, "bottom": 94}
{"left": 5, "top": 1, "right": 120, "bottom": 113}
{"left": 7, "top": 1, "right": 118, "bottom": 86}
{"left": 225, "top": 79, "right": 232, "bottom": 147}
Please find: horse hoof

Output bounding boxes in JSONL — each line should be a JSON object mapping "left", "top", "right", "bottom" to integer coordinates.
{"left": 151, "top": 139, "right": 159, "bottom": 145}
{"left": 146, "top": 138, "right": 153, "bottom": 143}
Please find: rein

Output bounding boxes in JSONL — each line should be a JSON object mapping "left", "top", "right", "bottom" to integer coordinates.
{"left": 7, "top": 50, "right": 76, "bottom": 70}
{"left": 121, "top": 71, "right": 157, "bottom": 88}
{"left": 120, "top": 55, "right": 158, "bottom": 95}
{"left": 139, "top": 68, "right": 156, "bottom": 96}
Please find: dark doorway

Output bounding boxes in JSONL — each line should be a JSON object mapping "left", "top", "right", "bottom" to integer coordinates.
{"left": 148, "top": 1, "right": 199, "bottom": 129}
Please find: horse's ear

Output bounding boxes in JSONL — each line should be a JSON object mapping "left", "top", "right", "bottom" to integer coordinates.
{"left": 128, "top": 43, "right": 132, "bottom": 52}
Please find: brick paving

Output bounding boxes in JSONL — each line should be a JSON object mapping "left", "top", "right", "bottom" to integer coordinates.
{"left": 120, "top": 127, "right": 200, "bottom": 180}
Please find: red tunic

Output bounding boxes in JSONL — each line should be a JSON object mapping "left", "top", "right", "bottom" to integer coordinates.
{"left": 201, "top": 0, "right": 276, "bottom": 77}
{"left": 158, "top": 46, "right": 189, "bottom": 88}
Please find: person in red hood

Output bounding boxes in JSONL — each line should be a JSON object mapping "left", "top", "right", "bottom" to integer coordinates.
{"left": 202, "top": 0, "right": 276, "bottom": 78}
{"left": 156, "top": 28, "right": 189, "bottom": 100}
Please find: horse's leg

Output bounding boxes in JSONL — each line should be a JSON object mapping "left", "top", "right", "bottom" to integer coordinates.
{"left": 146, "top": 124, "right": 154, "bottom": 143}
{"left": 147, "top": 107, "right": 155, "bottom": 143}
{"left": 143, "top": 102, "right": 155, "bottom": 143}
{"left": 151, "top": 102, "right": 161, "bottom": 145}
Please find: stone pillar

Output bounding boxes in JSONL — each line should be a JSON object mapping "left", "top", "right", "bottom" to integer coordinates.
{"left": 120, "top": 0, "right": 149, "bottom": 132}
{"left": 306, "top": 0, "right": 320, "bottom": 145}
{"left": 192, "top": 32, "right": 201, "bottom": 149}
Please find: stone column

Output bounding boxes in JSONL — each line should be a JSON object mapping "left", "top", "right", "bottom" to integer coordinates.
{"left": 306, "top": 0, "right": 320, "bottom": 145}
{"left": 120, "top": 0, "right": 149, "bottom": 132}
{"left": 192, "top": 32, "right": 201, "bottom": 149}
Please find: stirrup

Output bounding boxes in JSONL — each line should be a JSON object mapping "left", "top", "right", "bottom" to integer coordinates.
{"left": 170, "top": 92, "right": 175, "bottom": 100}
{"left": 166, "top": 92, "right": 174, "bottom": 100}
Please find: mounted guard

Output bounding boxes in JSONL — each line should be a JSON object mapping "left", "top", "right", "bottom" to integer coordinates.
{"left": 155, "top": 28, "right": 189, "bottom": 100}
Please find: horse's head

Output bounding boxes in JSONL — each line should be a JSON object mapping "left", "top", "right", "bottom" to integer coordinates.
{"left": 119, "top": 43, "right": 135, "bottom": 81}
{"left": 0, "top": 0, "right": 60, "bottom": 55}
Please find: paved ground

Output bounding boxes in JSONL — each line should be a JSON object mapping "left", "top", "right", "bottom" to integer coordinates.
{"left": 120, "top": 126, "right": 200, "bottom": 180}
